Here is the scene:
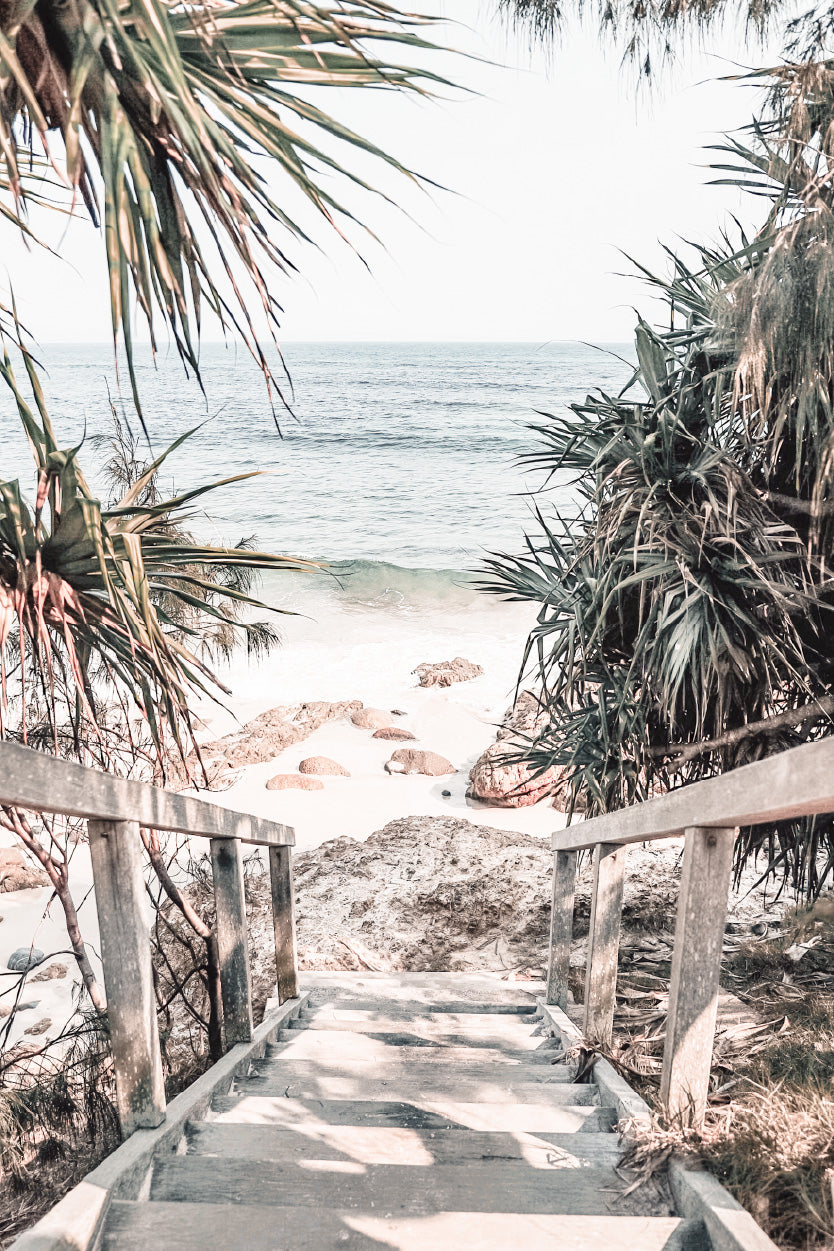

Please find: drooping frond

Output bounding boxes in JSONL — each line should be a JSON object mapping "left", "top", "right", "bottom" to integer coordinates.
{"left": 0, "top": 334, "right": 316, "bottom": 774}
{"left": 0, "top": 0, "right": 454, "bottom": 415}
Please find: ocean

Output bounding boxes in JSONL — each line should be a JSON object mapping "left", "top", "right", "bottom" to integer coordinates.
{"left": 1, "top": 339, "right": 636, "bottom": 839}
{"left": 1, "top": 340, "right": 633, "bottom": 728}
{"left": 2, "top": 340, "right": 631, "bottom": 572}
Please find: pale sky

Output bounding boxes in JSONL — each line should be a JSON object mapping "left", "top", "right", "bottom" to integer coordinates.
{"left": 0, "top": 1, "right": 772, "bottom": 345}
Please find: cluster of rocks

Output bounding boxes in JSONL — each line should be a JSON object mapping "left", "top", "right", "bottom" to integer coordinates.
{"left": 194, "top": 660, "right": 486, "bottom": 793}
{"left": 179, "top": 659, "right": 573, "bottom": 809}
{"left": 263, "top": 702, "right": 457, "bottom": 791}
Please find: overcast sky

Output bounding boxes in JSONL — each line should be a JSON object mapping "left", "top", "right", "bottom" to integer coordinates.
{"left": 0, "top": 1, "right": 771, "bottom": 345}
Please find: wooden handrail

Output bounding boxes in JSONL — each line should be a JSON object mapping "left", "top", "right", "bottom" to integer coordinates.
{"left": 0, "top": 740, "right": 292, "bottom": 845}
{"left": 546, "top": 733, "right": 834, "bottom": 1127}
{"left": 0, "top": 741, "right": 299, "bottom": 1139}
{"left": 549, "top": 734, "right": 834, "bottom": 852}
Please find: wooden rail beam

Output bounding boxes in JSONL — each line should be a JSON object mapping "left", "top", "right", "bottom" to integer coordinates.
{"left": 550, "top": 735, "right": 834, "bottom": 852}
{"left": 546, "top": 849, "right": 576, "bottom": 1010}
{"left": 583, "top": 842, "right": 626, "bottom": 1046}
{"left": 210, "top": 838, "right": 254, "bottom": 1048}
{"left": 269, "top": 845, "right": 299, "bottom": 1002}
{"left": 88, "top": 819, "right": 166, "bottom": 1136}
{"left": 0, "top": 741, "right": 292, "bottom": 846}
{"left": 660, "top": 825, "right": 736, "bottom": 1127}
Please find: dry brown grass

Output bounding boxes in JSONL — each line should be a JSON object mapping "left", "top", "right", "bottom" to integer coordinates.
{"left": 610, "top": 908, "right": 834, "bottom": 1250}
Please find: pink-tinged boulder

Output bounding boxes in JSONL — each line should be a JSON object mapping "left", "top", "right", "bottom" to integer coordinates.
{"left": 372, "top": 727, "right": 416, "bottom": 742}
{"left": 0, "top": 848, "right": 49, "bottom": 892}
{"left": 299, "top": 757, "right": 350, "bottom": 777}
{"left": 385, "top": 749, "right": 455, "bottom": 777}
{"left": 467, "top": 690, "right": 580, "bottom": 810}
{"left": 266, "top": 774, "right": 324, "bottom": 792}
{"left": 413, "top": 657, "right": 484, "bottom": 688}
{"left": 466, "top": 741, "right": 562, "bottom": 808}
{"left": 351, "top": 708, "right": 393, "bottom": 731}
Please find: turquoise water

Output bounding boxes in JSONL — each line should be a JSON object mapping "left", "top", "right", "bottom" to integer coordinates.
{"left": 1, "top": 341, "right": 632, "bottom": 581}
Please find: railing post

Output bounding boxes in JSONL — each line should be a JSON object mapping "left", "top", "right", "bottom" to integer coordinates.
{"left": 210, "top": 837, "right": 253, "bottom": 1048}
{"left": 269, "top": 845, "right": 298, "bottom": 1002}
{"left": 660, "top": 825, "right": 736, "bottom": 1127}
{"left": 87, "top": 819, "right": 166, "bottom": 1136}
{"left": 583, "top": 841, "right": 626, "bottom": 1046}
{"left": 546, "top": 849, "right": 576, "bottom": 1009}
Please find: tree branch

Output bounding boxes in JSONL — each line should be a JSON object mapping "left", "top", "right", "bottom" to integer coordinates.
{"left": 653, "top": 695, "right": 834, "bottom": 769}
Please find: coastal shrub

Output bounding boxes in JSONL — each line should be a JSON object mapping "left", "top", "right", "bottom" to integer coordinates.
{"left": 483, "top": 69, "right": 834, "bottom": 895}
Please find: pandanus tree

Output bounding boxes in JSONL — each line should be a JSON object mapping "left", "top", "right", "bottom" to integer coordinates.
{"left": 483, "top": 54, "right": 834, "bottom": 895}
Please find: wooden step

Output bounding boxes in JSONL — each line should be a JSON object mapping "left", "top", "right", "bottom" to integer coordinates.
{"left": 298, "top": 1008, "right": 538, "bottom": 1026}
{"left": 306, "top": 998, "right": 538, "bottom": 1016}
{"left": 210, "top": 1094, "right": 617, "bottom": 1132}
{"left": 149, "top": 1158, "right": 639, "bottom": 1216}
{"left": 250, "top": 1058, "right": 578, "bottom": 1086}
{"left": 104, "top": 1201, "right": 706, "bottom": 1250}
{"left": 287, "top": 1015, "right": 547, "bottom": 1045}
{"left": 287, "top": 1020, "right": 552, "bottom": 1048}
{"left": 301, "top": 972, "right": 545, "bottom": 1010}
{"left": 186, "top": 1122, "right": 624, "bottom": 1167}
{"left": 269, "top": 1033, "right": 560, "bottom": 1064}
{"left": 234, "top": 1072, "right": 597, "bottom": 1104}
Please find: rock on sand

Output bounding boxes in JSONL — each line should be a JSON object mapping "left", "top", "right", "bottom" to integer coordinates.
{"left": 351, "top": 708, "right": 393, "bottom": 731}
{"left": 413, "top": 657, "right": 484, "bottom": 688}
{"left": 265, "top": 774, "right": 325, "bottom": 792}
{"left": 372, "top": 727, "right": 416, "bottom": 742}
{"left": 385, "top": 749, "right": 455, "bottom": 776}
{"left": 299, "top": 757, "right": 350, "bottom": 777}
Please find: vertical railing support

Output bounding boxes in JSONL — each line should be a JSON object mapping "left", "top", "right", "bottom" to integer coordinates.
{"left": 269, "top": 845, "right": 298, "bottom": 1002}
{"left": 88, "top": 818, "right": 166, "bottom": 1136}
{"left": 583, "top": 841, "right": 626, "bottom": 1046}
{"left": 660, "top": 825, "right": 736, "bottom": 1127}
{"left": 546, "top": 849, "right": 577, "bottom": 1009}
{"left": 210, "top": 837, "right": 253, "bottom": 1048}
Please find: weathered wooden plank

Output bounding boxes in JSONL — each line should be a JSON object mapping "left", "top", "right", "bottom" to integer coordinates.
{"left": 551, "top": 735, "right": 834, "bottom": 851}
{"left": 211, "top": 1095, "right": 617, "bottom": 1133}
{"left": 250, "top": 1058, "right": 577, "bottom": 1085}
{"left": 211, "top": 837, "right": 253, "bottom": 1048}
{"left": 547, "top": 849, "right": 577, "bottom": 1009}
{"left": 298, "top": 1008, "right": 537, "bottom": 1025}
{"left": 660, "top": 826, "right": 736, "bottom": 1127}
{"left": 87, "top": 819, "right": 166, "bottom": 1136}
{"left": 150, "top": 1158, "right": 628, "bottom": 1215}
{"left": 299, "top": 970, "right": 545, "bottom": 1007}
{"left": 285, "top": 1020, "right": 552, "bottom": 1048}
{"left": 104, "top": 1202, "right": 699, "bottom": 1251}
{"left": 269, "top": 1035, "right": 557, "bottom": 1064}
{"left": 269, "top": 844, "right": 298, "bottom": 1002}
{"left": 583, "top": 843, "right": 626, "bottom": 1046}
{"left": 0, "top": 740, "right": 293, "bottom": 846}
{"left": 235, "top": 1074, "right": 597, "bottom": 1104}
{"left": 305, "top": 999, "right": 538, "bottom": 1016}
{"left": 185, "top": 1122, "right": 622, "bottom": 1167}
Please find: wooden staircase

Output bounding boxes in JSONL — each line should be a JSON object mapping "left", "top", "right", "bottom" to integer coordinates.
{"left": 100, "top": 974, "right": 704, "bottom": 1250}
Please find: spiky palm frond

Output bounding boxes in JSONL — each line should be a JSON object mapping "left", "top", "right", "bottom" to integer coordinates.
{"left": 0, "top": 0, "right": 452, "bottom": 414}
{"left": 481, "top": 230, "right": 834, "bottom": 799}
{"left": 0, "top": 336, "right": 315, "bottom": 773}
